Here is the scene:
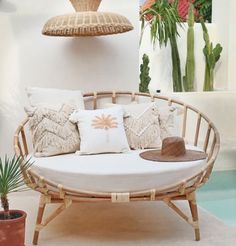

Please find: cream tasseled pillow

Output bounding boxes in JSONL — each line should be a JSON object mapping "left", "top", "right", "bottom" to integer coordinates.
{"left": 70, "top": 106, "right": 130, "bottom": 155}
{"left": 158, "top": 105, "right": 178, "bottom": 139}
{"left": 25, "top": 104, "right": 80, "bottom": 157}
{"left": 105, "top": 102, "right": 178, "bottom": 149}
{"left": 120, "top": 103, "right": 162, "bottom": 149}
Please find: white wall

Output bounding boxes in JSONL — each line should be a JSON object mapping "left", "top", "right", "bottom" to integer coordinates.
{"left": 211, "top": 0, "right": 229, "bottom": 90}
{"left": 212, "top": 0, "right": 236, "bottom": 90}
{"left": 228, "top": 0, "right": 236, "bottom": 90}
{"left": 0, "top": 0, "right": 139, "bottom": 155}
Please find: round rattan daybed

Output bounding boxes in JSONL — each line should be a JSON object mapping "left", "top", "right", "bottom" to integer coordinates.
{"left": 14, "top": 91, "right": 220, "bottom": 245}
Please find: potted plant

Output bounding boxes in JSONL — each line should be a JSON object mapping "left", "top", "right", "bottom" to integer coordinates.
{"left": 0, "top": 156, "right": 33, "bottom": 246}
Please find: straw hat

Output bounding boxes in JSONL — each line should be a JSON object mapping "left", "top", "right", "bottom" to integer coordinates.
{"left": 140, "top": 137, "right": 207, "bottom": 162}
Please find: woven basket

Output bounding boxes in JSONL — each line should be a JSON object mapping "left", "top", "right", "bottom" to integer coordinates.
{"left": 69, "top": 0, "right": 101, "bottom": 12}
{"left": 42, "top": 12, "right": 134, "bottom": 36}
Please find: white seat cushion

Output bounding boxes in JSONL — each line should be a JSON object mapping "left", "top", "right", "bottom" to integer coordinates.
{"left": 31, "top": 145, "right": 207, "bottom": 193}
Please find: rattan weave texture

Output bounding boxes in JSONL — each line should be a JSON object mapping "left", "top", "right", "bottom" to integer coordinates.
{"left": 69, "top": 0, "right": 101, "bottom": 11}
{"left": 42, "top": 11, "right": 133, "bottom": 37}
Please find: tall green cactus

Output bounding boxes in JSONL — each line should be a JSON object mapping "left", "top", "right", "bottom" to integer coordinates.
{"left": 183, "top": 2, "right": 195, "bottom": 92}
{"left": 139, "top": 53, "right": 151, "bottom": 93}
{"left": 201, "top": 19, "right": 223, "bottom": 91}
{"left": 169, "top": 33, "right": 183, "bottom": 92}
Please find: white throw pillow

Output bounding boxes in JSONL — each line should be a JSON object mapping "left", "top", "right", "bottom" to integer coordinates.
{"left": 70, "top": 106, "right": 130, "bottom": 155}
{"left": 26, "top": 87, "right": 85, "bottom": 110}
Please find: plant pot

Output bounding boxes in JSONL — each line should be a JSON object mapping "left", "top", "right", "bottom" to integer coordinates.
{"left": 69, "top": 0, "right": 102, "bottom": 12}
{"left": 0, "top": 210, "right": 27, "bottom": 246}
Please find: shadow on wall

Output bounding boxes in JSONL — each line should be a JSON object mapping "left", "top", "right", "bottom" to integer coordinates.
{"left": 62, "top": 37, "right": 123, "bottom": 90}
{"left": 0, "top": 0, "right": 17, "bottom": 13}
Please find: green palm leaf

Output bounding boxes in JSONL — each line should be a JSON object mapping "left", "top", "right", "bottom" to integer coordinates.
{"left": 140, "top": 0, "right": 183, "bottom": 92}
{"left": 0, "top": 156, "right": 33, "bottom": 219}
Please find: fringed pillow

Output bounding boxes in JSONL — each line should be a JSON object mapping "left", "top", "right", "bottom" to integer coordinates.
{"left": 25, "top": 104, "right": 80, "bottom": 157}
{"left": 158, "top": 105, "right": 178, "bottom": 139}
{"left": 105, "top": 102, "right": 178, "bottom": 149}
{"left": 116, "top": 103, "right": 162, "bottom": 149}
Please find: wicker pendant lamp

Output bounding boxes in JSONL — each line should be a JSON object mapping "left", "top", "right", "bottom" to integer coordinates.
{"left": 42, "top": 0, "right": 134, "bottom": 37}
{"left": 69, "top": 0, "right": 101, "bottom": 11}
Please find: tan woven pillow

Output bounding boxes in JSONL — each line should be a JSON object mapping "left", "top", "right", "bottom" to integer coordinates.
{"left": 25, "top": 104, "right": 80, "bottom": 157}
{"left": 105, "top": 102, "right": 180, "bottom": 149}
{"left": 109, "top": 103, "right": 162, "bottom": 150}
{"left": 158, "top": 105, "right": 178, "bottom": 139}
{"left": 42, "top": 12, "right": 133, "bottom": 36}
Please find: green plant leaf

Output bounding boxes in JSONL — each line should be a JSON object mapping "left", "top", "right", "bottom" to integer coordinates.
{"left": 0, "top": 156, "right": 33, "bottom": 212}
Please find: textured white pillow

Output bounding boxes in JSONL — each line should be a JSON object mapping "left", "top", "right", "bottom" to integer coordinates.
{"left": 117, "top": 103, "right": 162, "bottom": 149}
{"left": 105, "top": 102, "right": 178, "bottom": 144}
{"left": 158, "top": 105, "right": 178, "bottom": 139}
{"left": 70, "top": 106, "right": 130, "bottom": 155}
{"left": 26, "top": 87, "right": 85, "bottom": 110}
{"left": 25, "top": 104, "right": 80, "bottom": 157}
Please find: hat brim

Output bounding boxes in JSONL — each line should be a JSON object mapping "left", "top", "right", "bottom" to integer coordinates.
{"left": 140, "top": 149, "right": 208, "bottom": 162}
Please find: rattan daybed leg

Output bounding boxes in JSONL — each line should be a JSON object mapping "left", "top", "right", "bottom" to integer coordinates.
{"left": 33, "top": 194, "right": 47, "bottom": 245}
{"left": 187, "top": 192, "right": 200, "bottom": 241}
{"left": 33, "top": 194, "right": 72, "bottom": 245}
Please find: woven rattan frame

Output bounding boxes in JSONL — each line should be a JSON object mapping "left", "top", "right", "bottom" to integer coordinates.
{"left": 14, "top": 91, "right": 220, "bottom": 245}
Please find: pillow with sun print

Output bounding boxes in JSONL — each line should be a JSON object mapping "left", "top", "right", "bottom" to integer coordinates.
{"left": 70, "top": 106, "right": 130, "bottom": 155}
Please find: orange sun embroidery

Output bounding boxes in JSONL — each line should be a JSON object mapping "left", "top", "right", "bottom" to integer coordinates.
{"left": 91, "top": 114, "right": 118, "bottom": 130}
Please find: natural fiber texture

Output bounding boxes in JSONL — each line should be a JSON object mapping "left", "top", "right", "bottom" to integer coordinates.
{"left": 123, "top": 103, "right": 162, "bottom": 150}
{"left": 42, "top": 12, "right": 134, "bottom": 37}
{"left": 25, "top": 104, "right": 80, "bottom": 157}
{"left": 106, "top": 102, "right": 178, "bottom": 145}
{"left": 69, "top": 0, "right": 101, "bottom": 11}
{"left": 140, "top": 149, "right": 207, "bottom": 162}
{"left": 158, "top": 105, "right": 179, "bottom": 139}
{"left": 140, "top": 137, "right": 207, "bottom": 162}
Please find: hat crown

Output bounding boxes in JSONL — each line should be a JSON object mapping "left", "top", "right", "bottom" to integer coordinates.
{"left": 161, "top": 137, "right": 186, "bottom": 157}
{"left": 69, "top": 0, "right": 102, "bottom": 12}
